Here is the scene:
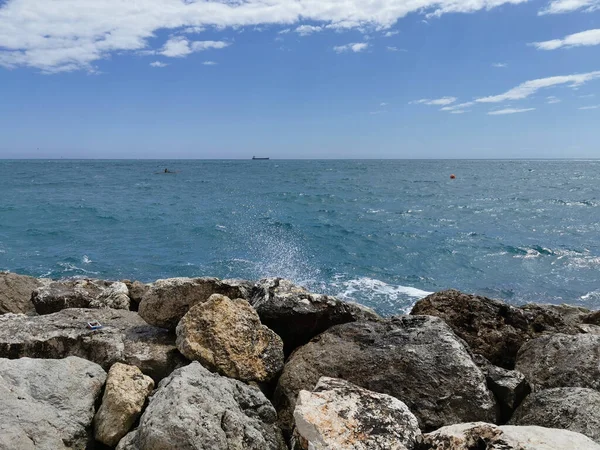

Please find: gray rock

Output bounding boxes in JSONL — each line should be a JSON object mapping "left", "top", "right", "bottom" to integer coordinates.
{"left": 123, "top": 280, "right": 150, "bottom": 309}
{"left": 515, "top": 333, "right": 600, "bottom": 390}
{"left": 31, "top": 279, "right": 112, "bottom": 314}
{"left": 275, "top": 316, "right": 498, "bottom": 435}
{"left": 417, "top": 422, "right": 600, "bottom": 449}
{"left": 0, "top": 272, "right": 47, "bottom": 315}
{"left": 0, "top": 308, "right": 185, "bottom": 381}
{"left": 139, "top": 277, "right": 253, "bottom": 330}
{"left": 250, "top": 278, "right": 380, "bottom": 354}
{"left": 292, "top": 377, "right": 421, "bottom": 450}
{"left": 411, "top": 290, "right": 585, "bottom": 369}
{"left": 0, "top": 356, "right": 106, "bottom": 450}
{"left": 90, "top": 281, "right": 131, "bottom": 310}
{"left": 116, "top": 361, "right": 286, "bottom": 450}
{"left": 509, "top": 388, "right": 600, "bottom": 443}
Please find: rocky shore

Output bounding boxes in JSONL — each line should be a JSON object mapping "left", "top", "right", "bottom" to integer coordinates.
{"left": 1, "top": 271, "right": 600, "bottom": 449}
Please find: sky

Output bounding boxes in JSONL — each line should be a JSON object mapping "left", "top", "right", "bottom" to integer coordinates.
{"left": 0, "top": 0, "right": 599, "bottom": 159}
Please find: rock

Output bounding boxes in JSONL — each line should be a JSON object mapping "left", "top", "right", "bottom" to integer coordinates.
{"left": 0, "top": 272, "right": 47, "bottom": 315}
{"left": 515, "top": 333, "right": 600, "bottom": 390}
{"left": 417, "top": 422, "right": 600, "bottom": 450}
{"left": 509, "top": 387, "right": 600, "bottom": 443}
{"left": 139, "top": 277, "right": 253, "bottom": 330}
{"left": 275, "top": 316, "right": 498, "bottom": 434}
{"left": 176, "top": 294, "right": 284, "bottom": 382}
{"left": 292, "top": 377, "right": 421, "bottom": 450}
{"left": 250, "top": 278, "right": 380, "bottom": 354}
{"left": 123, "top": 280, "right": 150, "bottom": 308}
{"left": 0, "top": 356, "right": 106, "bottom": 450}
{"left": 90, "top": 281, "right": 130, "bottom": 310}
{"left": 411, "top": 290, "right": 584, "bottom": 369}
{"left": 31, "top": 279, "right": 112, "bottom": 314}
{"left": 116, "top": 361, "right": 286, "bottom": 450}
{"left": 94, "top": 363, "right": 154, "bottom": 447}
{"left": 0, "top": 308, "right": 185, "bottom": 381}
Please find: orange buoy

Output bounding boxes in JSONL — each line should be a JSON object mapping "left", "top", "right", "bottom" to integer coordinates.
{"left": 450, "top": 174, "right": 456, "bottom": 179}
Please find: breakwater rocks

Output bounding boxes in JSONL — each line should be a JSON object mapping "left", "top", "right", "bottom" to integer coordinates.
{"left": 1, "top": 272, "right": 600, "bottom": 449}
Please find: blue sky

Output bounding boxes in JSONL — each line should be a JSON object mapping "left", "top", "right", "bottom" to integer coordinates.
{"left": 0, "top": 0, "right": 599, "bottom": 158}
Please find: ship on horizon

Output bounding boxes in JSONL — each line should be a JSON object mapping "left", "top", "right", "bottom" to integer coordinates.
{"left": 252, "top": 156, "right": 270, "bottom": 160}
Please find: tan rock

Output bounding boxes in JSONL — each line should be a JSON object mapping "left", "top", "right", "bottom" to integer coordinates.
{"left": 94, "top": 362, "right": 154, "bottom": 447}
{"left": 176, "top": 294, "right": 284, "bottom": 382}
{"left": 0, "top": 272, "right": 47, "bottom": 315}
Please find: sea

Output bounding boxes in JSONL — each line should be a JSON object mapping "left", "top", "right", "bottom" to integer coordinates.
{"left": 1, "top": 159, "right": 599, "bottom": 316}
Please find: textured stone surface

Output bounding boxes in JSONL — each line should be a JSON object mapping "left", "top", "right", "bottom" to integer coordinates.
{"left": 176, "top": 294, "right": 284, "bottom": 382}
{"left": 275, "top": 316, "right": 498, "bottom": 434}
{"left": 251, "top": 278, "right": 379, "bottom": 354}
{"left": 515, "top": 333, "right": 600, "bottom": 390}
{"left": 411, "top": 290, "right": 585, "bottom": 369}
{"left": 292, "top": 377, "right": 421, "bottom": 450}
{"left": 94, "top": 363, "right": 154, "bottom": 447}
{"left": 139, "top": 277, "right": 253, "bottom": 330}
{"left": 509, "top": 387, "right": 600, "bottom": 443}
{"left": 0, "top": 272, "right": 46, "bottom": 315}
{"left": 116, "top": 361, "right": 286, "bottom": 450}
{"left": 0, "top": 356, "right": 106, "bottom": 450}
{"left": 0, "top": 308, "right": 184, "bottom": 381}
{"left": 123, "top": 280, "right": 150, "bottom": 308}
{"left": 31, "top": 279, "right": 112, "bottom": 314}
{"left": 417, "top": 422, "right": 600, "bottom": 450}
{"left": 90, "top": 281, "right": 131, "bottom": 310}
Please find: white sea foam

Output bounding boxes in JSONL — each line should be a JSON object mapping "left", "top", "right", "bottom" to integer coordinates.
{"left": 581, "top": 291, "right": 600, "bottom": 301}
{"left": 82, "top": 255, "right": 92, "bottom": 264}
{"left": 58, "top": 262, "right": 98, "bottom": 275}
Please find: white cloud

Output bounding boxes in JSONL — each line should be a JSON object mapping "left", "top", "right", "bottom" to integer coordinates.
{"left": 149, "top": 61, "right": 168, "bottom": 68}
{"left": 546, "top": 96, "right": 561, "bottom": 104}
{"left": 411, "top": 97, "right": 457, "bottom": 106}
{"left": 386, "top": 46, "right": 407, "bottom": 52}
{"left": 476, "top": 71, "right": 600, "bottom": 103}
{"left": 383, "top": 30, "right": 399, "bottom": 37}
{"left": 159, "top": 37, "right": 229, "bottom": 58}
{"left": 203, "top": 61, "right": 217, "bottom": 65}
{"left": 579, "top": 104, "right": 600, "bottom": 109}
{"left": 333, "top": 42, "right": 369, "bottom": 53}
{"left": 580, "top": 93, "right": 596, "bottom": 98}
{"left": 450, "top": 110, "right": 468, "bottom": 114}
{"left": 532, "top": 29, "right": 600, "bottom": 50}
{"left": 295, "top": 25, "right": 323, "bottom": 36}
{"left": 539, "top": 0, "right": 600, "bottom": 14}
{"left": 440, "top": 101, "right": 475, "bottom": 111}
{"left": 492, "top": 63, "right": 507, "bottom": 68}
{"left": 488, "top": 108, "right": 535, "bottom": 115}
{"left": 278, "top": 29, "right": 291, "bottom": 35}
{"left": 0, "top": 0, "right": 532, "bottom": 73}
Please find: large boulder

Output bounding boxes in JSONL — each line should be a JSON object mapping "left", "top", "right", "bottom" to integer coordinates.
{"left": 0, "top": 272, "right": 47, "bottom": 315}
{"left": 31, "top": 279, "right": 129, "bottom": 314}
{"left": 0, "top": 356, "right": 106, "bottom": 450}
{"left": 116, "top": 361, "right": 286, "bottom": 450}
{"left": 250, "top": 278, "right": 380, "bottom": 355}
{"left": 176, "top": 294, "right": 284, "bottom": 382}
{"left": 138, "top": 277, "right": 253, "bottom": 330}
{"left": 417, "top": 422, "right": 600, "bottom": 449}
{"left": 275, "top": 316, "right": 498, "bottom": 434}
{"left": 411, "top": 290, "right": 585, "bottom": 369}
{"left": 0, "top": 308, "right": 185, "bottom": 381}
{"left": 515, "top": 333, "right": 600, "bottom": 390}
{"left": 292, "top": 377, "right": 421, "bottom": 450}
{"left": 509, "top": 388, "right": 600, "bottom": 443}
{"left": 94, "top": 363, "right": 155, "bottom": 447}
{"left": 122, "top": 280, "right": 150, "bottom": 310}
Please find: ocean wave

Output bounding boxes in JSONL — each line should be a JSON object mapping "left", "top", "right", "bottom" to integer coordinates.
{"left": 57, "top": 262, "right": 99, "bottom": 275}
{"left": 82, "top": 255, "right": 92, "bottom": 264}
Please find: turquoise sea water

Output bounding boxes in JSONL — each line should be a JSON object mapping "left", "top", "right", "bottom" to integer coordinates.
{"left": 1, "top": 159, "right": 599, "bottom": 315}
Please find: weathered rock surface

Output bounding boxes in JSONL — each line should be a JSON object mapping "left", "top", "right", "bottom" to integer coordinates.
{"left": 0, "top": 308, "right": 184, "bottom": 381}
{"left": 123, "top": 280, "right": 150, "bottom": 308}
{"left": 0, "top": 356, "right": 106, "bottom": 450}
{"left": 515, "top": 333, "right": 600, "bottom": 390}
{"left": 275, "top": 316, "right": 498, "bottom": 434}
{"left": 139, "top": 277, "right": 253, "bottom": 330}
{"left": 116, "top": 361, "right": 286, "bottom": 450}
{"left": 417, "top": 422, "right": 600, "bottom": 450}
{"left": 31, "top": 279, "right": 113, "bottom": 314}
{"left": 94, "top": 363, "right": 154, "bottom": 447}
{"left": 509, "top": 387, "right": 600, "bottom": 443}
{"left": 0, "top": 272, "right": 47, "bottom": 315}
{"left": 411, "top": 290, "right": 585, "bottom": 369}
{"left": 176, "top": 294, "right": 284, "bottom": 382}
{"left": 90, "top": 281, "right": 131, "bottom": 310}
{"left": 292, "top": 377, "right": 421, "bottom": 450}
{"left": 250, "top": 278, "right": 380, "bottom": 354}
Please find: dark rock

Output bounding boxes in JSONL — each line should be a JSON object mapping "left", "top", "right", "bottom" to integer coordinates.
{"left": 116, "top": 361, "right": 286, "bottom": 450}
{"left": 516, "top": 333, "right": 600, "bottom": 390}
{"left": 0, "top": 272, "right": 47, "bottom": 315}
{"left": 274, "top": 316, "right": 497, "bottom": 435}
{"left": 250, "top": 278, "right": 380, "bottom": 355}
{"left": 0, "top": 356, "right": 106, "bottom": 450}
{"left": 509, "top": 387, "right": 600, "bottom": 443}
{"left": 0, "top": 308, "right": 185, "bottom": 382}
{"left": 411, "top": 290, "right": 584, "bottom": 369}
